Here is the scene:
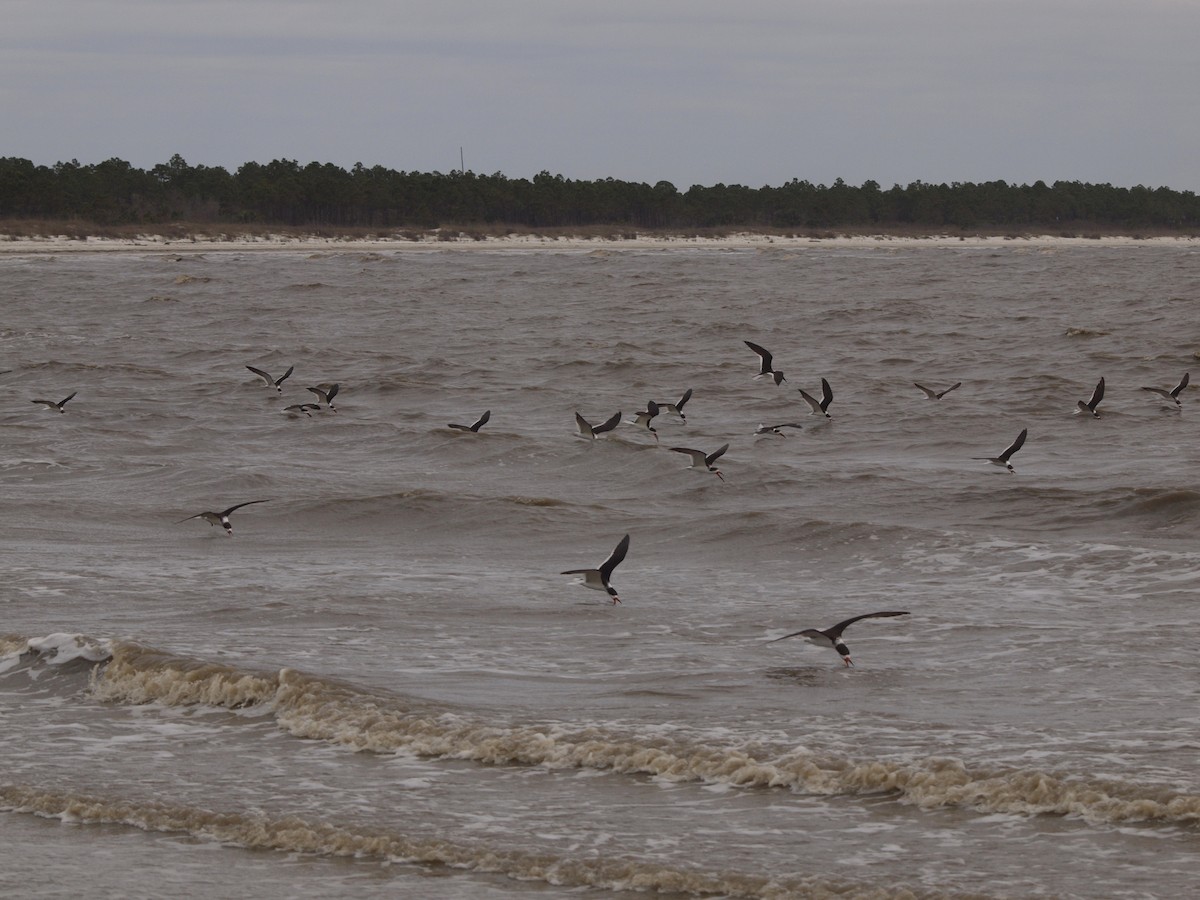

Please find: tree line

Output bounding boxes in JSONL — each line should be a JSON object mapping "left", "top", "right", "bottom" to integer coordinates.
{"left": 1, "top": 154, "right": 1197, "bottom": 233}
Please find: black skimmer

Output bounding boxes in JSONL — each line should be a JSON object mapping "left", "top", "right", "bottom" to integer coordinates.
{"left": 176, "top": 500, "right": 270, "bottom": 535}
{"left": 561, "top": 533, "right": 630, "bottom": 604}
{"left": 629, "top": 401, "right": 660, "bottom": 442}
{"left": 769, "top": 611, "right": 909, "bottom": 667}
{"left": 574, "top": 411, "right": 622, "bottom": 439}
{"left": 656, "top": 389, "right": 693, "bottom": 421}
{"left": 744, "top": 341, "right": 786, "bottom": 384}
{"left": 1075, "top": 377, "right": 1104, "bottom": 417}
{"left": 284, "top": 403, "right": 321, "bottom": 417}
{"left": 448, "top": 410, "right": 491, "bottom": 432}
{"left": 972, "top": 428, "right": 1027, "bottom": 472}
{"left": 670, "top": 443, "right": 728, "bottom": 481}
{"left": 31, "top": 392, "right": 77, "bottom": 413}
{"left": 246, "top": 365, "right": 294, "bottom": 394}
{"left": 754, "top": 423, "right": 803, "bottom": 436}
{"left": 798, "top": 378, "right": 833, "bottom": 417}
{"left": 307, "top": 383, "right": 339, "bottom": 411}
{"left": 914, "top": 381, "right": 961, "bottom": 400}
{"left": 1141, "top": 372, "right": 1189, "bottom": 407}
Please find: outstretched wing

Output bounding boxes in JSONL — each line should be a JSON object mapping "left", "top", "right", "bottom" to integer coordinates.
{"left": 599, "top": 533, "right": 630, "bottom": 580}
{"left": 1173, "top": 372, "right": 1190, "bottom": 397}
{"left": 744, "top": 340, "right": 773, "bottom": 372}
{"left": 275, "top": 366, "right": 294, "bottom": 386}
{"left": 676, "top": 388, "right": 693, "bottom": 410}
{"left": 824, "top": 611, "right": 910, "bottom": 640}
{"left": 1087, "top": 377, "right": 1105, "bottom": 408}
{"left": 471, "top": 410, "right": 491, "bottom": 431}
{"left": 706, "top": 443, "right": 730, "bottom": 466}
{"left": 819, "top": 378, "right": 833, "bottom": 410}
{"left": 246, "top": 365, "right": 272, "bottom": 385}
{"left": 593, "top": 411, "right": 622, "bottom": 434}
{"left": 670, "top": 447, "right": 708, "bottom": 467}
{"left": 938, "top": 382, "right": 962, "bottom": 398}
{"left": 914, "top": 382, "right": 937, "bottom": 399}
{"left": 217, "top": 499, "right": 272, "bottom": 517}
{"left": 798, "top": 389, "right": 823, "bottom": 415}
{"left": 1000, "top": 428, "right": 1028, "bottom": 461}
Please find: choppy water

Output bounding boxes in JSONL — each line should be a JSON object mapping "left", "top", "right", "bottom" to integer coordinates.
{"left": 2, "top": 240, "right": 1199, "bottom": 899}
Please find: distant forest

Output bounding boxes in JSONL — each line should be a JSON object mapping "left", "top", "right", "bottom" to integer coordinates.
{"left": 1, "top": 155, "right": 1198, "bottom": 235}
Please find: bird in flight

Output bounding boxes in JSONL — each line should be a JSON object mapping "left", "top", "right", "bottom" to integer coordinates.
{"left": 448, "top": 410, "right": 491, "bottom": 432}
{"left": 798, "top": 378, "right": 834, "bottom": 418}
{"left": 972, "top": 428, "right": 1027, "bottom": 472}
{"left": 246, "top": 365, "right": 294, "bottom": 394}
{"left": 31, "top": 392, "right": 77, "bottom": 413}
{"left": 768, "top": 611, "right": 909, "bottom": 667}
{"left": 176, "top": 500, "right": 271, "bottom": 535}
{"left": 670, "top": 443, "right": 729, "bottom": 482}
{"left": 561, "top": 534, "right": 630, "bottom": 604}
{"left": 574, "top": 410, "right": 622, "bottom": 439}
{"left": 744, "top": 341, "right": 786, "bottom": 384}
{"left": 1140, "top": 372, "right": 1189, "bottom": 407}
{"left": 1075, "top": 377, "right": 1105, "bottom": 418}
{"left": 914, "top": 381, "right": 961, "bottom": 400}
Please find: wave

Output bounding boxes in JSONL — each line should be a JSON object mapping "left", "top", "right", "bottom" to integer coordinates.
{"left": 0, "top": 783, "right": 948, "bottom": 900}
{"left": 8, "top": 635, "right": 1195, "bottom": 830}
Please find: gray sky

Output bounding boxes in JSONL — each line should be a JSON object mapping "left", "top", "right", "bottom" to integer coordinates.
{"left": 4, "top": 0, "right": 1198, "bottom": 190}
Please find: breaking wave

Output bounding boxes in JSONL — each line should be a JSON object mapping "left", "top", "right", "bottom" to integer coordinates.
{"left": 10, "top": 634, "right": 1196, "bottom": 830}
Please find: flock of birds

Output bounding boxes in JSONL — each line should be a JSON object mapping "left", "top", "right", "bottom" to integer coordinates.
{"left": 22, "top": 340, "right": 1193, "bottom": 667}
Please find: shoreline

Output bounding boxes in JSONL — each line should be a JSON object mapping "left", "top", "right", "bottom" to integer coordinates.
{"left": 1, "top": 230, "right": 1197, "bottom": 254}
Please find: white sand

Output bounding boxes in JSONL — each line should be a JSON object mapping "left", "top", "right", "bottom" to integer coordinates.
{"left": 0, "top": 231, "right": 1195, "bottom": 254}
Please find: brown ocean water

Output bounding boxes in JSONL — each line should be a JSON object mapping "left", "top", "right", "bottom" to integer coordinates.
{"left": 2, "top": 241, "right": 1199, "bottom": 898}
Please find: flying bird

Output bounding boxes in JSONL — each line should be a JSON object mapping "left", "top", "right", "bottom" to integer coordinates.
{"left": 283, "top": 403, "right": 321, "bottom": 417}
{"left": 768, "top": 611, "right": 910, "bottom": 667}
{"left": 1141, "top": 372, "right": 1189, "bottom": 407}
{"left": 914, "top": 381, "right": 961, "bottom": 400}
{"left": 628, "top": 401, "right": 660, "bottom": 442}
{"left": 307, "top": 383, "right": 339, "bottom": 411}
{"left": 448, "top": 410, "right": 491, "bottom": 432}
{"left": 754, "top": 423, "right": 803, "bottom": 437}
{"left": 176, "top": 500, "right": 271, "bottom": 535}
{"left": 972, "top": 428, "right": 1027, "bottom": 472}
{"left": 574, "top": 410, "right": 622, "bottom": 439}
{"left": 1075, "top": 377, "right": 1105, "bottom": 417}
{"left": 561, "top": 533, "right": 630, "bottom": 604}
{"left": 656, "top": 389, "right": 693, "bottom": 421}
{"left": 798, "top": 378, "right": 834, "bottom": 417}
{"left": 31, "top": 392, "right": 77, "bottom": 413}
{"left": 670, "top": 443, "right": 729, "bottom": 481}
{"left": 246, "top": 365, "right": 294, "bottom": 394}
{"left": 744, "top": 341, "right": 786, "bottom": 384}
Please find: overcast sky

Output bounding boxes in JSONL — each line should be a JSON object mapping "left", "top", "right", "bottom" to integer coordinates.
{"left": 4, "top": 1, "right": 1197, "bottom": 191}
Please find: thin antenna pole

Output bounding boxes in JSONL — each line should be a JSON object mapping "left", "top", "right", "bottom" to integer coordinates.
{"left": 460, "top": 146, "right": 465, "bottom": 174}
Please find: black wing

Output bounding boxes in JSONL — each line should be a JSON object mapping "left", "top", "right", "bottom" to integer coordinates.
{"left": 1173, "top": 372, "right": 1190, "bottom": 397}
{"left": 1088, "top": 377, "right": 1105, "bottom": 408}
{"left": 246, "top": 365, "right": 272, "bottom": 384}
{"left": 824, "top": 611, "right": 910, "bottom": 640}
{"left": 939, "top": 382, "right": 962, "bottom": 398}
{"left": 706, "top": 443, "right": 729, "bottom": 466}
{"left": 593, "top": 411, "right": 622, "bottom": 434}
{"left": 999, "top": 428, "right": 1028, "bottom": 461}
{"left": 59, "top": 392, "right": 78, "bottom": 406}
{"left": 217, "top": 499, "right": 272, "bottom": 517}
{"left": 819, "top": 378, "right": 833, "bottom": 410}
{"left": 599, "top": 534, "right": 630, "bottom": 580}
{"left": 744, "top": 340, "right": 773, "bottom": 372}
{"left": 676, "top": 388, "right": 693, "bottom": 410}
{"left": 276, "top": 366, "right": 295, "bottom": 386}
{"left": 472, "top": 410, "right": 491, "bottom": 431}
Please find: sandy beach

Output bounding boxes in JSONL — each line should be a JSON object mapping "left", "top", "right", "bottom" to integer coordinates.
{"left": 1, "top": 231, "right": 1196, "bottom": 254}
